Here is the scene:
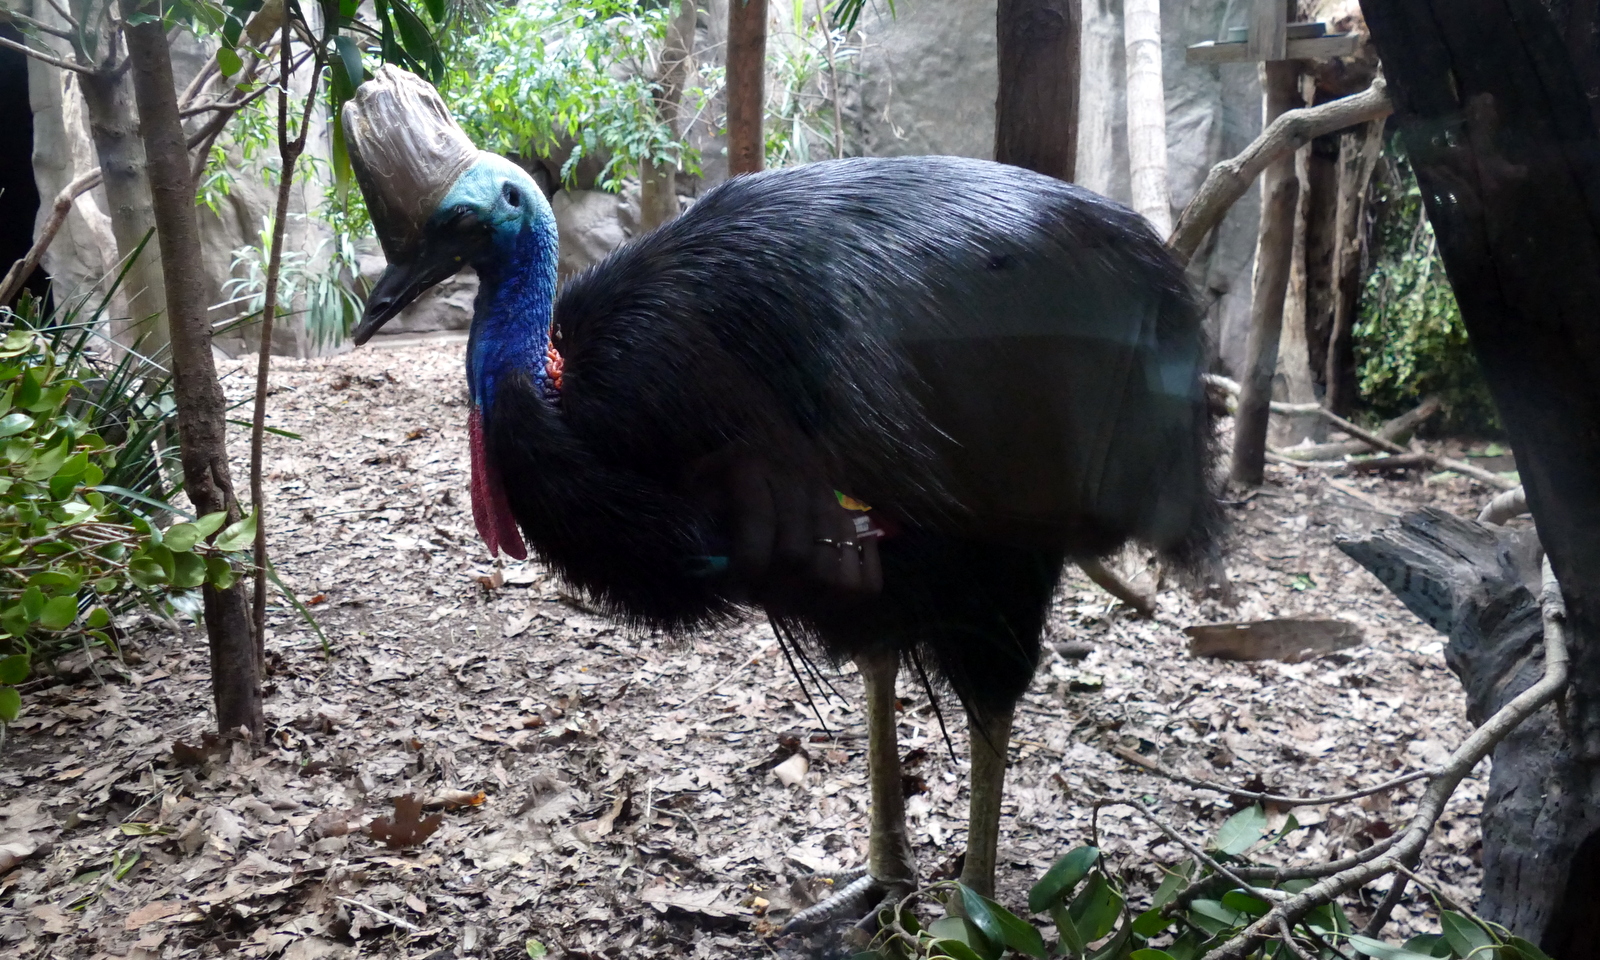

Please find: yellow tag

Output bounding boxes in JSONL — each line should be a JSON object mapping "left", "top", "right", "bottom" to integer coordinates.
{"left": 834, "top": 491, "right": 872, "bottom": 512}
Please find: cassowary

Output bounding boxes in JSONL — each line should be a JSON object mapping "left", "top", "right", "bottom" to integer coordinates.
{"left": 343, "top": 67, "right": 1219, "bottom": 926}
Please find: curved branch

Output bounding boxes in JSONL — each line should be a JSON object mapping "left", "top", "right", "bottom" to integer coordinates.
{"left": 1197, "top": 558, "right": 1570, "bottom": 960}
{"left": 1478, "top": 485, "right": 1529, "bottom": 525}
{"left": 0, "top": 167, "right": 104, "bottom": 306}
{"left": 1169, "top": 79, "right": 1393, "bottom": 263}
{"left": 0, "top": 33, "right": 95, "bottom": 75}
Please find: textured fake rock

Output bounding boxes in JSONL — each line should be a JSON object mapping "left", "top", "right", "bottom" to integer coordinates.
{"left": 342, "top": 65, "right": 479, "bottom": 266}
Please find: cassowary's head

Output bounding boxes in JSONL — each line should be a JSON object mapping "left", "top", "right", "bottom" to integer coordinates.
{"left": 345, "top": 66, "right": 552, "bottom": 344}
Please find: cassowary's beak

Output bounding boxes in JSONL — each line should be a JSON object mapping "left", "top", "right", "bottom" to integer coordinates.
{"left": 342, "top": 65, "right": 480, "bottom": 344}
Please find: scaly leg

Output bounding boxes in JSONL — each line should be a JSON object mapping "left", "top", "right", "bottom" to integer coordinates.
{"left": 785, "top": 647, "right": 916, "bottom": 930}
{"left": 959, "top": 704, "right": 1015, "bottom": 898}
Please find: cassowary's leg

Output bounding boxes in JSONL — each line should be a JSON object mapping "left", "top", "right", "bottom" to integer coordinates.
{"left": 785, "top": 647, "right": 915, "bottom": 931}
{"left": 959, "top": 704, "right": 1015, "bottom": 897}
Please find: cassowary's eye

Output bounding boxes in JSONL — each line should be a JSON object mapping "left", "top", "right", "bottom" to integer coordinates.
{"left": 504, "top": 184, "right": 521, "bottom": 208}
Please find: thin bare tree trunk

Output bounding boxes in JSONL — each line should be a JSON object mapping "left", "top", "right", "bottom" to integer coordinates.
{"left": 640, "top": 0, "right": 697, "bottom": 231}
{"left": 1231, "top": 60, "right": 1301, "bottom": 486}
{"left": 78, "top": 49, "right": 169, "bottom": 357}
{"left": 1275, "top": 124, "right": 1319, "bottom": 447}
{"left": 1324, "top": 118, "right": 1384, "bottom": 415}
{"left": 995, "top": 0, "right": 1080, "bottom": 181}
{"left": 1123, "top": 0, "right": 1170, "bottom": 235}
{"left": 726, "top": 0, "right": 767, "bottom": 176}
{"left": 124, "top": 2, "right": 261, "bottom": 740}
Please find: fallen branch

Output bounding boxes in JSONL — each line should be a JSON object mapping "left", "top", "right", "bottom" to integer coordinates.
{"left": 1079, "top": 558, "right": 1156, "bottom": 618}
{"left": 1345, "top": 453, "right": 1435, "bottom": 474}
{"left": 1276, "top": 397, "right": 1440, "bottom": 460}
{"left": 1109, "top": 744, "right": 1431, "bottom": 808}
{"left": 1170, "top": 79, "right": 1393, "bottom": 263}
{"left": 1197, "top": 557, "right": 1569, "bottom": 960}
{"left": 1477, "top": 485, "right": 1528, "bottom": 525}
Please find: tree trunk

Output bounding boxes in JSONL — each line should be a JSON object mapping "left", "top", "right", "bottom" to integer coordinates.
{"left": 1231, "top": 60, "right": 1301, "bottom": 486}
{"left": 1339, "top": 510, "right": 1600, "bottom": 957}
{"left": 1359, "top": 0, "right": 1600, "bottom": 950}
{"left": 1275, "top": 87, "right": 1321, "bottom": 448}
{"left": 77, "top": 50, "right": 169, "bottom": 357}
{"left": 1123, "top": 0, "right": 1170, "bottom": 235}
{"left": 725, "top": 0, "right": 767, "bottom": 176}
{"left": 124, "top": 5, "right": 261, "bottom": 740}
{"left": 640, "top": 0, "right": 697, "bottom": 231}
{"left": 995, "top": 0, "right": 1081, "bottom": 181}
{"left": 1323, "top": 118, "right": 1383, "bottom": 415}
{"left": 1300, "top": 131, "right": 1340, "bottom": 399}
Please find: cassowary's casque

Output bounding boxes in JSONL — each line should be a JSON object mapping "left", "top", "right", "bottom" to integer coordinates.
{"left": 344, "top": 67, "right": 1220, "bottom": 927}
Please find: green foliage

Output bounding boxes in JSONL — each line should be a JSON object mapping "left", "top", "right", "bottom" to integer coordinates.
{"left": 1355, "top": 142, "right": 1498, "bottom": 433}
{"left": 223, "top": 215, "right": 368, "bottom": 350}
{"left": 440, "top": 0, "right": 701, "bottom": 189}
{"left": 0, "top": 305, "right": 253, "bottom": 733}
{"left": 852, "top": 810, "right": 1543, "bottom": 960}
{"left": 764, "top": 1, "right": 860, "bottom": 167}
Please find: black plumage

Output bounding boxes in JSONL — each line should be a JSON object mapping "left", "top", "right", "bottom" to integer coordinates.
{"left": 489, "top": 156, "right": 1218, "bottom": 722}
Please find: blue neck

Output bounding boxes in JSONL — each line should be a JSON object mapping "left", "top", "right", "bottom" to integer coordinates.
{"left": 468, "top": 221, "right": 559, "bottom": 414}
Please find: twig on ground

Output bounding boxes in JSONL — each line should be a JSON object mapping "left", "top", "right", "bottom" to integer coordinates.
{"left": 1085, "top": 793, "right": 1284, "bottom": 904}
{"left": 682, "top": 644, "right": 771, "bottom": 708}
{"left": 1324, "top": 478, "right": 1403, "bottom": 518}
{"left": 1109, "top": 745, "right": 1432, "bottom": 807}
{"left": 1196, "top": 558, "right": 1570, "bottom": 960}
{"left": 334, "top": 896, "right": 422, "bottom": 933}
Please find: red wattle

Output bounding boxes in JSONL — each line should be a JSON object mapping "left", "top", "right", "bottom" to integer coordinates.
{"left": 468, "top": 406, "right": 527, "bottom": 560}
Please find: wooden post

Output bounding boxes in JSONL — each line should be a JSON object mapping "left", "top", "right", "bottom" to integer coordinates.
{"left": 726, "top": 0, "right": 768, "bottom": 176}
{"left": 1324, "top": 118, "right": 1383, "bottom": 414}
{"left": 995, "top": 0, "right": 1081, "bottom": 181}
{"left": 1231, "top": 59, "right": 1301, "bottom": 486}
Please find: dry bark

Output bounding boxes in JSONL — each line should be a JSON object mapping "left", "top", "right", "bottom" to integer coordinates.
{"left": 639, "top": 0, "right": 697, "bottom": 231}
{"left": 995, "top": 0, "right": 1081, "bottom": 182}
{"left": 1323, "top": 117, "right": 1384, "bottom": 414}
{"left": 725, "top": 0, "right": 768, "bottom": 176}
{"left": 1231, "top": 61, "right": 1302, "bottom": 487}
{"left": 1123, "top": 0, "right": 1170, "bottom": 235}
{"left": 124, "top": 3, "right": 260, "bottom": 740}
{"left": 1169, "top": 79, "right": 1393, "bottom": 264}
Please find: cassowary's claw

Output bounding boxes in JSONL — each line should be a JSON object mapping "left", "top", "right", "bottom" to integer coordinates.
{"left": 799, "top": 863, "right": 870, "bottom": 883}
{"left": 781, "top": 874, "right": 914, "bottom": 933}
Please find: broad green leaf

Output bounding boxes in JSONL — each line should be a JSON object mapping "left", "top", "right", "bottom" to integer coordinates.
{"left": 86, "top": 607, "right": 110, "bottom": 629}
{"left": 1187, "top": 899, "right": 1244, "bottom": 936}
{"left": 1053, "top": 903, "right": 1086, "bottom": 958}
{"left": 1404, "top": 935, "right": 1454, "bottom": 959}
{"left": 1031, "top": 846, "right": 1101, "bottom": 913}
{"left": 959, "top": 886, "right": 1005, "bottom": 959}
{"left": 1, "top": 605, "right": 29, "bottom": 637}
{"left": 525, "top": 940, "right": 547, "bottom": 958}
{"left": 193, "top": 511, "right": 228, "bottom": 539}
{"left": 930, "top": 942, "right": 988, "bottom": 960}
{"left": 1440, "top": 912, "right": 1495, "bottom": 960}
{"left": 1347, "top": 934, "right": 1443, "bottom": 960}
{"left": 930, "top": 916, "right": 998, "bottom": 960}
{"left": 1089, "top": 918, "right": 1133, "bottom": 960}
{"left": 0, "top": 412, "right": 34, "bottom": 437}
{"left": 1213, "top": 805, "right": 1268, "bottom": 856}
{"left": 21, "top": 585, "right": 44, "bottom": 622}
{"left": 1150, "top": 861, "right": 1194, "bottom": 909}
{"left": 1503, "top": 938, "right": 1552, "bottom": 960}
{"left": 128, "top": 558, "right": 168, "bottom": 587}
{"left": 214, "top": 511, "right": 258, "bottom": 552}
{"left": 1220, "top": 890, "right": 1270, "bottom": 917}
{"left": 207, "top": 556, "right": 237, "bottom": 590}
{"left": 217, "top": 46, "right": 243, "bottom": 76}
{"left": 23, "top": 436, "right": 72, "bottom": 481}
{"left": 171, "top": 551, "right": 207, "bottom": 588}
{"left": 0, "top": 685, "right": 19, "bottom": 723}
{"left": 1132, "top": 951, "right": 1177, "bottom": 960}
{"left": 165, "top": 522, "right": 202, "bottom": 553}
{"left": 39, "top": 595, "right": 78, "bottom": 630}
{"left": 0, "top": 653, "right": 29, "bottom": 685}
{"left": 987, "top": 896, "right": 1047, "bottom": 959}
{"left": 1068, "top": 874, "right": 1123, "bottom": 943}
{"left": 1131, "top": 908, "right": 1173, "bottom": 939}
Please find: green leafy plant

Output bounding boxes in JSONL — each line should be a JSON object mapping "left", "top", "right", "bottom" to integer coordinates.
{"left": 440, "top": 0, "right": 701, "bottom": 189}
{"left": 0, "top": 300, "right": 253, "bottom": 736}
{"left": 848, "top": 807, "right": 1545, "bottom": 960}
{"left": 222, "top": 216, "right": 368, "bottom": 350}
{"left": 1355, "top": 142, "right": 1498, "bottom": 434}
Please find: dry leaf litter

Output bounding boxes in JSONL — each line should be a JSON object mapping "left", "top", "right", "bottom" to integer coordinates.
{"left": 0, "top": 339, "right": 1518, "bottom": 958}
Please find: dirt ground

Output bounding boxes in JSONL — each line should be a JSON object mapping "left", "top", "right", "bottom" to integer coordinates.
{"left": 0, "top": 340, "right": 1520, "bottom": 959}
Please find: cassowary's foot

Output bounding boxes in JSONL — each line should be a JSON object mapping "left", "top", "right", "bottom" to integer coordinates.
{"left": 782, "top": 871, "right": 916, "bottom": 933}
